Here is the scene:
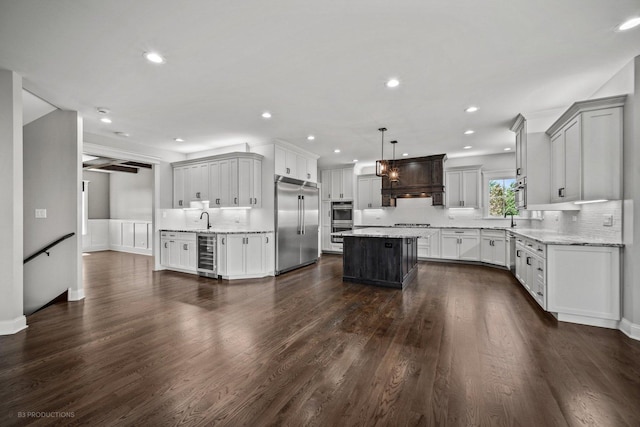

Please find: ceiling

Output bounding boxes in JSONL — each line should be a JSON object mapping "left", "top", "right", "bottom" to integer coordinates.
{"left": 2, "top": 1, "right": 639, "bottom": 168}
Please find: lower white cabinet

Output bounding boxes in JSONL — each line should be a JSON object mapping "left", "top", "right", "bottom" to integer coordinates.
{"left": 218, "top": 233, "right": 274, "bottom": 279}
{"left": 480, "top": 230, "right": 507, "bottom": 266}
{"left": 160, "top": 231, "right": 197, "bottom": 272}
{"left": 440, "top": 229, "right": 480, "bottom": 261}
{"left": 547, "top": 245, "right": 620, "bottom": 327}
{"left": 417, "top": 230, "right": 440, "bottom": 259}
{"left": 515, "top": 237, "right": 546, "bottom": 309}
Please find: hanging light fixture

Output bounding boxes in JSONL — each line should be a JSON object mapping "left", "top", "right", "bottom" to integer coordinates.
{"left": 388, "top": 140, "right": 400, "bottom": 183}
{"left": 375, "top": 127, "right": 388, "bottom": 177}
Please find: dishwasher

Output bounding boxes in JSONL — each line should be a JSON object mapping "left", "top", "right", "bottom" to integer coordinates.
{"left": 196, "top": 234, "right": 217, "bottom": 278}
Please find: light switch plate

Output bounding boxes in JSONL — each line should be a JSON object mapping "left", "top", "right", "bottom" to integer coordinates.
{"left": 603, "top": 214, "right": 613, "bottom": 226}
{"left": 35, "top": 209, "right": 47, "bottom": 218}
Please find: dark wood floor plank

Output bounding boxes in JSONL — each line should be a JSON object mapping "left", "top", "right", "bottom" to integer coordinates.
{"left": 1, "top": 251, "right": 640, "bottom": 426}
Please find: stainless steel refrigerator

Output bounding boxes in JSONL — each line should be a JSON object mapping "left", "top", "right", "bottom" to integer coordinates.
{"left": 275, "top": 177, "right": 319, "bottom": 275}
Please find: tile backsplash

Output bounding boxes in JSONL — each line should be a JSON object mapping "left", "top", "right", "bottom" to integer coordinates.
{"left": 529, "top": 200, "right": 622, "bottom": 240}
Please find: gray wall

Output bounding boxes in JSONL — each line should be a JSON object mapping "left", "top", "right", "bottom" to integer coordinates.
{"left": 110, "top": 167, "right": 153, "bottom": 220}
{"left": 83, "top": 170, "right": 110, "bottom": 219}
{"left": 23, "top": 109, "right": 80, "bottom": 315}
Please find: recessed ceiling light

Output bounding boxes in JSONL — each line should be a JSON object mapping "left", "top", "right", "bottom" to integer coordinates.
{"left": 463, "top": 145, "right": 472, "bottom": 149}
{"left": 307, "top": 135, "right": 315, "bottom": 141}
{"left": 619, "top": 17, "right": 640, "bottom": 31}
{"left": 261, "top": 112, "right": 272, "bottom": 119}
{"left": 174, "top": 138, "right": 185, "bottom": 142}
{"left": 334, "top": 149, "right": 341, "bottom": 153}
{"left": 96, "top": 107, "right": 110, "bottom": 115}
{"left": 465, "top": 106, "right": 479, "bottom": 113}
{"left": 504, "top": 147, "right": 512, "bottom": 151}
{"left": 115, "top": 132, "right": 129, "bottom": 137}
{"left": 144, "top": 52, "right": 165, "bottom": 64}
{"left": 386, "top": 78, "right": 400, "bottom": 88}
{"left": 100, "top": 117, "right": 112, "bottom": 124}
{"left": 402, "top": 153, "right": 409, "bottom": 157}
{"left": 353, "top": 159, "right": 358, "bottom": 163}
{"left": 464, "top": 130, "right": 474, "bottom": 135}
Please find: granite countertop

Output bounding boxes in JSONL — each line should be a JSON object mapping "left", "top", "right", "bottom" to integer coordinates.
{"left": 508, "top": 228, "right": 624, "bottom": 247}
{"left": 356, "top": 224, "right": 509, "bottom": 230}
{"left": 332, "top": 227, "right": 439, "bottom": 239}
{"left": 161, "top": 228, "right": 273, "bottom": 234}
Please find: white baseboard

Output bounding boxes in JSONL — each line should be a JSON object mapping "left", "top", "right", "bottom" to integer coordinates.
{"left": 67, "top": 288, "right": 85, "bottom": 301}
{"left": 0, "top": 315, "right": 28, "bottom": 335}
{"left": 82, "top": 245, "right": 110, "bottom": 252}
{"left": 556, "top": 312, "right": 620, "bottom": 329}
{"left": 620, "top": 318, "right": 640, "bottom": 341}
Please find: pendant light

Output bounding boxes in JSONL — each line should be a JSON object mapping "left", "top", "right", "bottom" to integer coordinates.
{"left": 389, "top": 140, "right": 400, "bottom": 183}
{"left": 375, "top": 127, "right": 388, "bottom": 177}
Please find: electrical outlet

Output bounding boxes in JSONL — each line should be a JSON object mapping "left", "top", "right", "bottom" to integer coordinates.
{"left": 35, "top": 209, "right": 47, "bottom": 218}
{"left": 603, "top": 214, "right": 614, "bottom": 227}
{"left": 572, "top": 215, "right": 577, "bottom": 222}
{"left": 162, "top": 211, "right": 167, "bottom": 218}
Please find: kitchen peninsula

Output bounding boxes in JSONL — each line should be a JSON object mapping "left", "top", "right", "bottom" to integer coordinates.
{"left": 336, "top": 228, "right": 425, "bottom": 289}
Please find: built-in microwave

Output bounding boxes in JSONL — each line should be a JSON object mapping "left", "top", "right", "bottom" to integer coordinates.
{"left": 331, "top": 201, "right": 353, "bottom": 222}
{"left": 515, "top": 177, "right": 526, "bottom": 209}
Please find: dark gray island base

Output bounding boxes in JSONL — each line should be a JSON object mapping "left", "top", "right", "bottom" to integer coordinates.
{"left": 342, "top": 235, "right": 418, "bottom": 289}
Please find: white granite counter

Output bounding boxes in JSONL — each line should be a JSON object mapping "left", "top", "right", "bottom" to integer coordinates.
{"left": 161, "top": 228, "right": 272, "bottom": 234}
{"left": 509, "top": 228, "right": 623, "bottom": 247}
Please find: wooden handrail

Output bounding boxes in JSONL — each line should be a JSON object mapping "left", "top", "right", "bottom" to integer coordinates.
{"left": 23, "top": 232, "right": 75, "bottom": 264}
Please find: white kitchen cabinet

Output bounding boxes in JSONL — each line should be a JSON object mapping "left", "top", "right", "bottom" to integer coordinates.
{"left": 160, "top": 231, "right": 197, "bottom": 273}
{"left": 321, "top": 226, "right": 332, "bottom": 252}
{"left": 445, "top": 168, "right": 480, "bottom": 208}
{"left": 357, "top": 175, "right": 382, "bottom": 209}
{"left": 480, "top": 230, "right": 506, "bottom": 266}
{"left": 174, "top": 153, "right": 263, "bottom": 208}
{"left": 440, "top": 229, "right": 480, "bottom": 261}
{"left": 547, "top": 96, "right": 624, "bottom": 203}
{"left": 275, "top": 145, "right": 318, "bottom": 183}
{"left": 514, "top": 236, "right": 546, "bottom": 310}
{"left": 238, "top": 157, "right": 262, "bottom": 208}
{"left": 217, "top": 233, "right": 272, "bottom": 279}
{"left": 512, "top": 114, "right": 527, "bottom": 179}
{"left": 321, "top": 170, "right": 331, "bottom": 201}
{"left": 417, "top": 230, "right": 440, "bottom": 259}
{"left": 209, "top": 159, "right": 230, "bottom": 207}
{"left": 324, "top": 167, "right": 354, "bottom": 201}
{"left": 547, "top": 245, "right": 620, "bottom": 327}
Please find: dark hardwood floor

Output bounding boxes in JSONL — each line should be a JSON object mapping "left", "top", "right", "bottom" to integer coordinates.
{"left": 2, "top": 251, "right": 640, "bottom": 426}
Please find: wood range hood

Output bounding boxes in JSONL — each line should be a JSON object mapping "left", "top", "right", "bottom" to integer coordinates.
{"left": 381, "top": 154, "right": 447, "bottom": 206}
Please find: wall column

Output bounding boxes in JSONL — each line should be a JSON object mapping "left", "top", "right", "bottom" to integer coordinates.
{"left": 0, "top": 70, "right": 26, "bottom": 335}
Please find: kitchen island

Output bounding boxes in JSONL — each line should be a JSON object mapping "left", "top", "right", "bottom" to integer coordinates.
{"left": 335, "top": 228, "right": 422, "bottom": 289}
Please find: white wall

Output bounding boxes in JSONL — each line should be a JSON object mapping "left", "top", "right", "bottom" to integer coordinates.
{"left": 23, "top": 109, "right": 81, "bottom": 315}
{"left": 0, "top": 70, "right": 26, "bottom": 334}
{"left": 109, "top": 168, "right": 153, "bottom": 221}
{"left": 83, "top": 170, "right": 110, "bottom": 219}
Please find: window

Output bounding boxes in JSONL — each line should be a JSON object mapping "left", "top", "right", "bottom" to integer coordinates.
{"left": 488, "top": 177, "right": 519, "bottom": 218}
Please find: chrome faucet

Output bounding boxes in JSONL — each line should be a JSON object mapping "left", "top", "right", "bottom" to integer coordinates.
{"left": 199, "top": 211, "right": 211, "bottom": 230}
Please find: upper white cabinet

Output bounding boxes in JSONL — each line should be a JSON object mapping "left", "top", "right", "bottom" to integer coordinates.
{"left": 275, "top": 145, "right": 318, "bottom": 183}
{"left": 445, "top": 168, "right": 480, "bottom": 208}
{"left": 546, "top": 96, "right": 624, "bottom": 203}
{"left": 173, "top": 153, "right": 263, "bottom": 208}
{"left": 357, "top": 175, "right": 382, "bottom": 209}
{"left": 512, "top": 114, "right": 527, "bottom": 179}
{"left": 322, "top": 167, "right": 353, "bottom": 201}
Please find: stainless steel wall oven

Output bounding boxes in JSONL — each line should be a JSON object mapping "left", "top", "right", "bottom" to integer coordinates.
{"left": 331, "top": 201, "right": 353, "bottom": 243}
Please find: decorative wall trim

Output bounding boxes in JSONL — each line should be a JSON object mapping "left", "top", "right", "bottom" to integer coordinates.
{"left": 0, "top": 316, "right": 28, "bottom": 335}
{"left": 67, "top": 288, "right": 85, "bottom": 301}
{"left": 620, "top": 318, "right": 640, "bottom": 341}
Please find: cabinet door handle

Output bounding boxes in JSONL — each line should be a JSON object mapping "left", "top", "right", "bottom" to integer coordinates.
{"left": 164, "top": 242, "right": 168, "bottom": 248}
{"left": 537, "top": 268, "right": 543, "bottom": 271}
{"left": 286, "top": 167, "right": 290, "bottom": 174}
{"left": 222, "top": 237, "right": 225, "bottom": 245}
{"left": 462, "top": 200, "right": 464, "bottom": 207}
{"left": 517, "top": 167, "right": 521, "bottom": 176}
{"left": 307, "top": 173, "right": 311, "bottom": 179}
{"left": 265, "top": 236, "right": 269, "bottom": 244}
{"left": 559, "top": 187, "right": 565, "bottom": 197}
{"left": 516, "top": 250, "right": 521, "bottom": 257}
{"left": 178, "top": 200, "right": 183, "bottom": 206}
{"left": 254, "top": 197, "right": 258, "bottom": 204}
{"left": 196, "top": 192, "right": 201, "bottom": 198}
{"left": 183, "top": 244, "right": 188, "bottom": 250}
{"left": 526, "top": 257, "right": 532, "bottom": 266}
{"left": 234, "top": 197, "right": 238, "bottom": 204}
{"left": 537, "top": 248, "right": 544, "bottom": 252}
